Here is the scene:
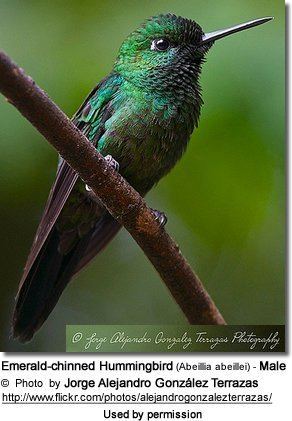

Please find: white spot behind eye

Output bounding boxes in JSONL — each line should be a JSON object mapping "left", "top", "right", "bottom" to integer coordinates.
{"left": 150, "top": 38, "right": 171, "bottom": 52}
{"left": 150, "top": 40, "right": 157, "bottom": 51}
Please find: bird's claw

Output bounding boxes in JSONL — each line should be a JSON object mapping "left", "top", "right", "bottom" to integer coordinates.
{"left": 85, "top": 155, "right": 120, "bottom": 192}
{"left": 152, "top": 209, "right": 168, "bottom": 227}
{"left": 105, "top": 154, "right": 120, "bottom": 172}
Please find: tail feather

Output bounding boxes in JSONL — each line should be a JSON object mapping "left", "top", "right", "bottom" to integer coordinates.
{"left": 13, "top": 228, "right": 91, "bottom": 343}
{"left": 13, "top": 213, "right": 120, "bottom": 343}
{"left": 74, "top": 213, "right": 121, "bottom": 274}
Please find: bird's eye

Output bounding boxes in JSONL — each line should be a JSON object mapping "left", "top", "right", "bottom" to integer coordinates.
{"left": 151, "top": 38, "right": 171, "bottom": 52}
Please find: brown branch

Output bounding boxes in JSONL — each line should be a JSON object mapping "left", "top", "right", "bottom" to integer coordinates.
{"left": 0, "top": 50, "right": 226, "bottom": 325}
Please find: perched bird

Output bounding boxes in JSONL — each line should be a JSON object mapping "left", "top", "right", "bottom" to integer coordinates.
{"left": 13, "top": 13, "right": 272, "bottom": 342}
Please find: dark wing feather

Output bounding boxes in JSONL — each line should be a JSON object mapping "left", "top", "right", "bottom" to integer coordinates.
{"left": 13, "top": 77, "right": 122, "bottom": 341}
{"left": 19, "top": 162, "right": 78, "bottom": 291}
{"left": 74, "top": 213, "right": 121, "bottom": 275}
{"left": 17, "top": 81, "right": 105, "bottom": 293}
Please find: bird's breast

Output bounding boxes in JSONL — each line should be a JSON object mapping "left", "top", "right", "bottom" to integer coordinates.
{"left": 97, "top": 96, "right": 194, "bottom": 194}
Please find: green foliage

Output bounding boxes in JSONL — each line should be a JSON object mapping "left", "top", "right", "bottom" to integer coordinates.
{"left": 0, "top": 0, "right": 284, "bottom": 351}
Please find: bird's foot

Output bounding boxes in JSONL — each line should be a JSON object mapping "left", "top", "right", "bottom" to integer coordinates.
{"left": 151, "top": 208, "right": 168, "bottom": 227}
{"left": 85, "top": 155, "right": 120, "bottom": 192}
{"left": 105, "top": 154, "right": 120, "bottom": 172}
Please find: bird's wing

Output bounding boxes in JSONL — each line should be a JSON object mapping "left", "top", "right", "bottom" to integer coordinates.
{"left": 19, "top": 78, "right": 117, "bottom": 290}
{"left": 73, "top": 212, "right": 121, "bottom": 275}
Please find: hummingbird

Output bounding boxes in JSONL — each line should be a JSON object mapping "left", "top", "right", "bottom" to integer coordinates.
{"left": 12, "top": 14, "right": 272, "bottom": 342}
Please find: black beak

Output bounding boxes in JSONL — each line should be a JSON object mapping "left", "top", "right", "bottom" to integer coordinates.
{"left": 200, "top": 17, "right": 274, "bottom": 45}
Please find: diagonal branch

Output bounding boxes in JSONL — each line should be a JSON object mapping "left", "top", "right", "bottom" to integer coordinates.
{"left": 0, "top": 50, "right": 226, "bottom": 325}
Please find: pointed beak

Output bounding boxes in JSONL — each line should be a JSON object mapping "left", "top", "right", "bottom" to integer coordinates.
{"left": 200, "top": 17, "right": 274, "bottom": 45}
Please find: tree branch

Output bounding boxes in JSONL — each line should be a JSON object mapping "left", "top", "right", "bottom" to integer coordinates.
{"left": 0, "top": 50, "right": 226, "bottom": 325}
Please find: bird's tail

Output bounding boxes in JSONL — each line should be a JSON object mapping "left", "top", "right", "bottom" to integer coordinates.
{"left": 12, "top": 215, "right": 120, "bottom": 343}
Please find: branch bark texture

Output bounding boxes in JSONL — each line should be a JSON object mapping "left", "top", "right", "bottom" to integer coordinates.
{"left": 0, "top": 50, "right": 226, "bottom": 325}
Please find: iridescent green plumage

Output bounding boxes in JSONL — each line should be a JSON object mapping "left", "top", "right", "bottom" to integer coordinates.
{"left": 12, "top": 13, "right": 272, "bottom": 342}
{"left": 56, "top": 14, "right": 211, "bottom": 252}
{"left": 83, "top": 15, "right": 210, "bottom": 193}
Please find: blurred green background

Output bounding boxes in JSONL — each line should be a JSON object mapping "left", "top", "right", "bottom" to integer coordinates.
{"left": 0, "top": 0, "right": 285, "bottom": 352}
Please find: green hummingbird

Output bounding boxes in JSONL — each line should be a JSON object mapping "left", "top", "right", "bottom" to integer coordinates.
{"left": 13, "top": 13, "right": 272, "bottom": 342}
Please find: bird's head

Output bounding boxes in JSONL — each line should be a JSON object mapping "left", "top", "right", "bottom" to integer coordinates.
{"left": 114, "top": 13, "right": 272, "bottom": 95}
